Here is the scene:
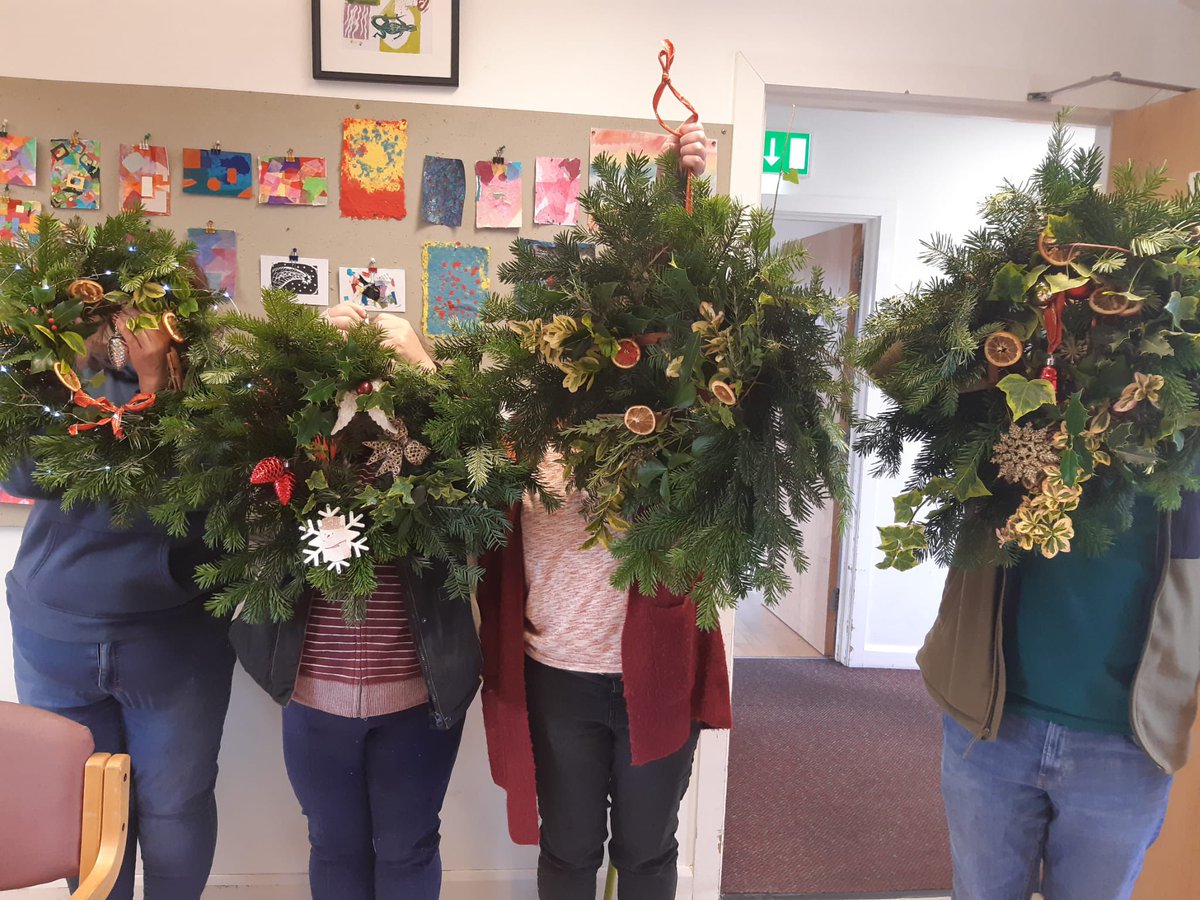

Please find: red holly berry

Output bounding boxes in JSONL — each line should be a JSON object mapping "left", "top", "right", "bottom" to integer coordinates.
{"left": 356, "top": 380, "right": 374, "bottom": 395}
{"left": 50, "top": 325, "right": 58, "bottom": 332}
{"left": 47, "top": 317, "right": 55, "bottom": 324}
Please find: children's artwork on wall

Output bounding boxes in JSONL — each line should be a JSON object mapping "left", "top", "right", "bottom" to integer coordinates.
{"left": 475, "top": 160, "right": 522, "bottom": 229}
{"left": 50, "top": 138, "right": 101, "bottom": 209}
{"left": 422, "top": 242, "right": 489, "bottom": 337}
{"left": 313, "top": 0, "right": 459, "bottom": 87}
{"left": 260, "top": 254, "right": 330, "bottom": 305}
{"left": 182, "top": 148, "right": 254, "bottom": 198}
{"left": 187, "top": 228, "right": 238, "bottom": 298}
{"left": 119, "top": 144, "right": 171, "bottom": 215}
{"left": 338, "top": 265, "right": 406, "bottom": 312}
{"left": 588, "top": 128, "right": 719, "bottom": 188}
{"left": 534, "top": 157, "right": 582, "bottom": 226}
{"left": 0, "top": 135, "right": 37, "bottom": 186}
{"left": 258, "top": 156, "right": 329, "bottom": 206}
{"left": 340, "top": 118, "right": 408, "bottom": 220}
{"left": 420, "top": 156, "right": 464, "bottom": 226}
{"left": 0, "top": 198, "right": 41, "bottom": 244}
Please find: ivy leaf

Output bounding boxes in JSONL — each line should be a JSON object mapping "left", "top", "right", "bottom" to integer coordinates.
{"left": 1139, "top": 331, "right": 1175, "bottom": 357}
{"left": 60, "top": 330, "right": 87, "bottom": 357}
{"left": 1022, "top": 264, "right": 1049, "bottom": 292}
{"left": 988, "top": 262, "right": 1026, "bottom": 305}
{"left": 1165, "top": 291, "right": 1199, "bottom": 330}
{"left": 636, "top": 459, "right": 668, "bottom": 486}
{"left": 781, "top": 168, "right": 801, "bottom": 184}
{"left": 306, "top": 469, "right": 328, "bottom": 491}
{"left": 892, "top": 489, "right": 926, "bottom": 523}
{"left": 953, "top": 471, "right": 992, "bottom": 501}
{"left": 997, "top": 374, "right": 1057, "bottom": 421}
{"left": 1044, "top": 272, "right": 1090, "bottom": 294}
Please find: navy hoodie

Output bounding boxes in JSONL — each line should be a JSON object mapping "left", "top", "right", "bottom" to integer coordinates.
{"left": 5, "top": 368, "right": 216, "bottom": 642}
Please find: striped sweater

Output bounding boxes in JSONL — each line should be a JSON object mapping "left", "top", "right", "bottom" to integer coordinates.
{"left": 290, "top": 564, "right": 429, "bottom": 718}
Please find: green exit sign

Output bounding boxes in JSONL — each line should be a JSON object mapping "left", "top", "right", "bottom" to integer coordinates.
{"left": 763, "top": 131, "right": 810, "bottom": 175}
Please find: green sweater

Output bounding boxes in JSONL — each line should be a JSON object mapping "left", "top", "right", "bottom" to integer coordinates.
{"left": 1004, "top": 495, "right": 1160, "bottom": 734}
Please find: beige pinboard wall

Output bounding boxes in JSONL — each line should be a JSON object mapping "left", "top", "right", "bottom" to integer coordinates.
{"left": 0, "top": 76, "right": 730, "bottom": 528}
{"left": 1110, "top": 89, "right": 1200, "bottom": 189}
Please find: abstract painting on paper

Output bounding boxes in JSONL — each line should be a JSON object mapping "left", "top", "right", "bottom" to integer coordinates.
{"left": 534, "top": 156, "right": 582, "bottom": 226}
{"left": 187, "top": 228, "right": 238, "bottom": 299}
{"left": 0, "top": 198, "right": 41, "bottom": 244}
{"left": 0, "top": 134, "right": 36, "bottom": 187}
{"left": 260, "top": 255, "right": 330, "bottom": 305}
{"left": 119, "top": 144, "right": 171, "bottom": 215}
{"left": 340, "top": 118, "right": 408, "bottom": 220}
{"left": 182, "top": 148, "right": 254, "bottom": 198}
{"left": 588, "top": 128, "right": 719, "bottom": 187}
{"left": 420, "top": 156, "right": 465, "bottom": 226}
{"left": 338, "top": 265, "right": 406, "bottom": 312}
{"left": 50, "top": 138, "right": 101, "bottom": 209}
{"left": 313, "top": 0, "right": 459, "bottom": 86}
{"left": 258, "top": 156, "right": 329, "bottom": 206}
{"left": 475, "top": 160, "right": 522, "bottom": 229}
{"left": 422, "top": 242, "right": 489, "bottom": 337}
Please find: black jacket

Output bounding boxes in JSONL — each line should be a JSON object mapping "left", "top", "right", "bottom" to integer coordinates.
{"left": 231, "top": 561, "right": 481, "bottom": 730}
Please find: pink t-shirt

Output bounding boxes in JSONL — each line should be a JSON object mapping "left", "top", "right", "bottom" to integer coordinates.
{"left": 521, "top": 462, "right": 626, "bottom": 675}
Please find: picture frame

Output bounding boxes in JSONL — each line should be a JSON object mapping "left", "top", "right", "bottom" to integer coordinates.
{"left": 312, "top": 0, "right": 460, "bottom": 87}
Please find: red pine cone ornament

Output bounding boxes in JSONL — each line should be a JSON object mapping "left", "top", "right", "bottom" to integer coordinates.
{"left": 250, "top": 456, "right": 296, "bottom": 505}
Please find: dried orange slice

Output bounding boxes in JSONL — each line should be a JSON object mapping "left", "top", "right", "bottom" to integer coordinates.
{"left": 52, "top": 360, "right": 81, "bottom": 393}
{"left": 1037, "top": 232, "right": 1078, "bottom": 266}
{"left": 709, "top": 378, "right": 738, "bottom": 406}
{"left": 613, "top": 338, "right": 642, "bottom": 369}
{"left": 1117, "top": 300, "right": 1145, "bottom": 318}
{"left": 1088, "top": 289, "right": 1130, "bottom": 316}
{"left": 161, "top": 310, "right": 185, "bottom": 343}
{"left": 623, "top": 405, "right": 657, "bottom": 435}
{"left": 983, "top": 331, "right": 1023, "bottom": 368}
{"left": 67, "top": 278, "right": 105, "bottom": 304}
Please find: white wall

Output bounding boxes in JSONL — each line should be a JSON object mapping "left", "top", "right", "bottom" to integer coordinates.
{"left": 0, "top": 0, "right": 1196, "bottom": 123}
{"left": 763, "top": 106, "right": 1100, "bottom": 666}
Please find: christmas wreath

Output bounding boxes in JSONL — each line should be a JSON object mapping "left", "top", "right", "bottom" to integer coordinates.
{"left": 855, "top": 119, "right": 1200, "bottom": 571}
{"left": 0, "top": 210, "right": 220, "bottom": 518}
{"left": 151, "top": 292, "right": 536, "bottom": 622}
{"left": 443, "top": 153, "right": 853, "bottom": 627}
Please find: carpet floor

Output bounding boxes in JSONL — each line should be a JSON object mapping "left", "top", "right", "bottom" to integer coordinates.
{"left": 721, "top": 658, "right": 952, "bottom": 896}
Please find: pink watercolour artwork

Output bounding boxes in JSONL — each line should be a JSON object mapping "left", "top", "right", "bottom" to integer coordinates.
{"left": 474, "top": 160, "right": 522, "bottom": 229}
{"left": 534, "top": 157, "right": 582, "bottom": 226}
{"left": 119, "top": 143, "right": 171, "bottom": 215}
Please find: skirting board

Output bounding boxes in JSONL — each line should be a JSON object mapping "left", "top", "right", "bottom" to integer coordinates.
{"left": 8, "top": 868, "right": 694, "bottom": 899}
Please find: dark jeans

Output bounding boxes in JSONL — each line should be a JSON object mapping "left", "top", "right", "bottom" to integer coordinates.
{"left": 11, "top": 617, "right": 235, "bottom": 900}
{"left": 526, "top": 656, "right": 700, "bottom": 900}
{"left": 282, "top": 700, "right": 465, "bottom": 900}
{"left": 942, "top": 713, "right": 1173, "bottom": 900}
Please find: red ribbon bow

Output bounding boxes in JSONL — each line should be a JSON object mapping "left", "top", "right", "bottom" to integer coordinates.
{"left": 653, "top": 38, "right": 700, "bottom": 214}
{"left": 67, "top": 390, "right": 156, "bottom": 440}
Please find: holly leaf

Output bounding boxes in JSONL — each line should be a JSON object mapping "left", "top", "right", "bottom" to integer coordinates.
{"left": 1060, "top": 448, "right": 1081, "bottom": 488}
{"left": 1165, "top": 291, "right": 1199, "bottom": 330}
{"left": 997, "top": 374, "right": 1057, "bottom": 421}
{"left": 293, "top": 405, "right": 333, "bottom": 445}
{"left": 303, "top": 377, "right": 340, "bottom": 403}
{"left": 988, "top": 262, "right": 1026, "bottom": 305}
{"left": 1065, "top": 391, "right": 1088, "bottom": 438}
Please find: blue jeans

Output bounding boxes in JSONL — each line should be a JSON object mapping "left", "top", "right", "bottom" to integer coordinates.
{"left": 282, "top": 700, "right": 465, "bottom": 900}
{"left": 11, "top": 617, "right": 235, "bottom": 900}
{"left": 942, "top": 713, "right": 1173, "bottom": 900}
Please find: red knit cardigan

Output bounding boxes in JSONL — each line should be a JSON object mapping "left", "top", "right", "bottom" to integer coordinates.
{"left": 478, "top": 507, "right": 733, "bottom": 845}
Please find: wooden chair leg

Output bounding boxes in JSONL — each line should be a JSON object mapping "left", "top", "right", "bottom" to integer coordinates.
{"left": 77, "top": 753, "right": 110, "bottom": 884}
{"left": 72, "top": 754, "right": 131, "bottom": 900}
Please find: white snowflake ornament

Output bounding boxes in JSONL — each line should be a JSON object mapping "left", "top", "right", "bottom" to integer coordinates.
{"left": 300, "top": 505, "right": 370, "bottom": 572}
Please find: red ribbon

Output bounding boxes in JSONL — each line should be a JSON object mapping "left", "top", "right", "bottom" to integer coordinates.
{"left": 67, "top": 389, "right": 156, "bottom": 440}
{"left": 1044, "top": 292, "right": 1066, "bottom": 356}
{"left": 653, "top": 38, "right": 699, "bottom": 214}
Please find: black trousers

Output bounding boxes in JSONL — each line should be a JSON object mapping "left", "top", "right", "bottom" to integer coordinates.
{"left": 525, "top": 656, "right": 701, "bottom": 900}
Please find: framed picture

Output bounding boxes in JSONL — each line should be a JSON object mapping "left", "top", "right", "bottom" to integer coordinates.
{"left": 312, "top": 0, "right": 460, "bottom": 87}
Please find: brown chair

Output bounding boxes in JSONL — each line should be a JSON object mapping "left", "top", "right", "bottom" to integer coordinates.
{"left": 0, "top": 700, "right": 131, "bottom": 899}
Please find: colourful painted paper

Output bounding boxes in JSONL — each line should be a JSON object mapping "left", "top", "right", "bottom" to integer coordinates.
{"left": 258, "top": 156, "right": 329, "bottom": 206}
{"left": 422, "top": 242, "right": 489, "bottom": 337}
{"left": 182, "top": 148, "right": 254, "bottom": 198}
{"left": 0, "top": 135, "right": 36, "bottom": 186}
{"left": 588, "top": 128, "right": 719, "bottom": 188}
{"left": 534, "top": 157, "right": 582, "bottom": 226}
{"left": 0, "top": 198, "right": 41, "bottom": 244}
{"left": 340, "top": 118, "right": 408, "bottom": 220}
{"left": 420, "top": 156, "right": 464, "bottom": 226}
{"left": 0, "top": 490, "right": 33, "bottom": 507}
{"left": 342, "top": 0, "right": 424, "bottom": 55}
{"left": 338, "top": 265, "right": 406, "bottom": 312}
{"left": 260, "top": 255, "right": 330, "bottom": 305}
{"left": 475, "top": 161, "right": 522, "bottom": 229}
{"left": 50, "top": 138, "right": 101, "bottom": 209}
{"left": 187, "top": 228, "right": 238, "bottom": 298}
{"left": 119, "top": 144, "right": 171, "bottom": 215}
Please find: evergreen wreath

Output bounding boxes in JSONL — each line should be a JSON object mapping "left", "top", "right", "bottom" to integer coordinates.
{"left": 151, "top": 293, "right": 537, "bottom": 623}
{"left": 855, "top": 117, "right": 1200, "bottom": 571}
{"left": 442, "top": 153, "right": 854, "bottom": 627}
{"left": 0, "top": 209, "right": 221, "bottom": 519}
